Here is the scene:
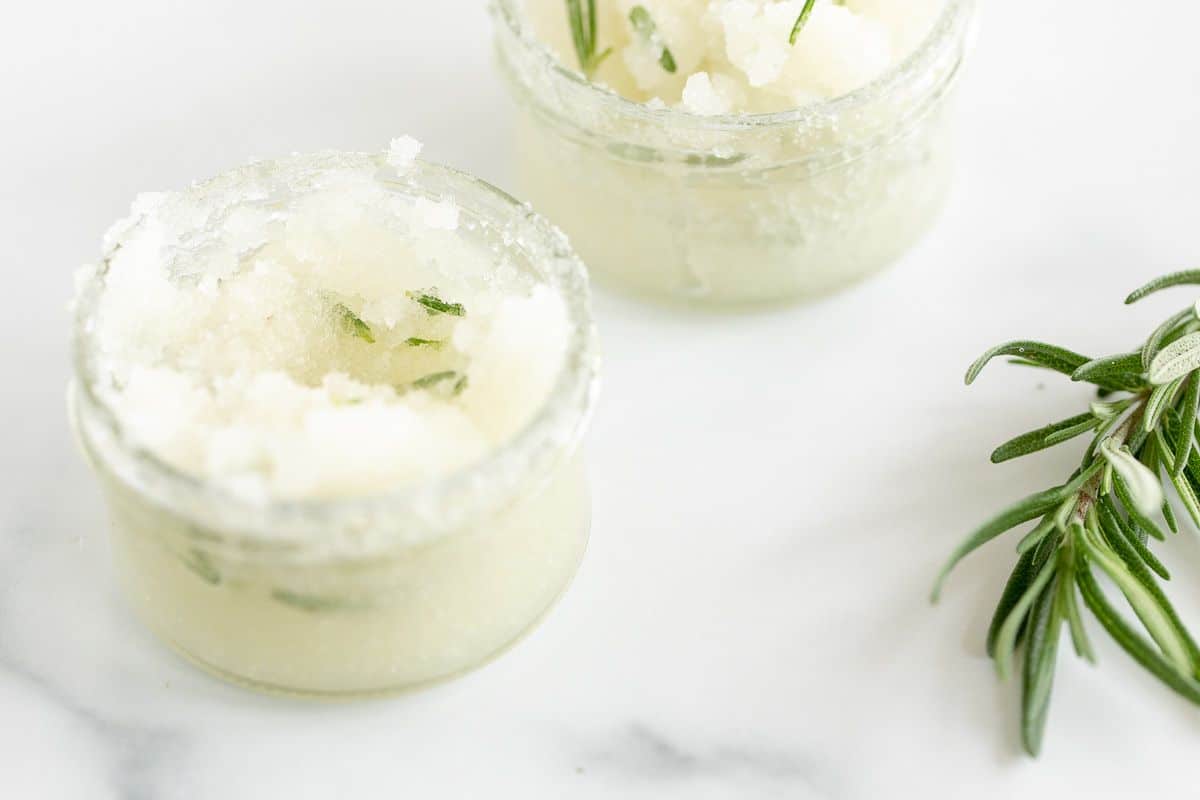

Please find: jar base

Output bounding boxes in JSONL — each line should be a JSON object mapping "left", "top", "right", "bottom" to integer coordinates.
{"left": 128, "top": 532, "right": 588, "bottom": 700}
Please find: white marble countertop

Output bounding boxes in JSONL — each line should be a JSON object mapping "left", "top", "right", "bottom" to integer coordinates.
{"left": 5, "top": 0, "right": 1200, "bottom": 797}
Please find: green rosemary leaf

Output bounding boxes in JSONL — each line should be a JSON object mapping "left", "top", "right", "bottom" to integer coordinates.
{"left": 1078, "top": 525, "right": 1192, "bottom": 673}
{"left": 990, "top": 413, "right": 1098, "bottom": 464}
{"left": 965, "top": 341, "right": 1090, "bottom": 386}
{"left": 1149, "top": 332, "right": 1200, "bottom": 385}
{"left": 1073, "top": 351, "right": 1144, "bottom": 380}
{"left": 628, "top": 6, "right": 677, "bottom": 73}
{"left": 1144, "top": 436, "right": 1182, "bottom": 532}
{"left": 1164, "top": 497, "right": 1180, "bottom": 532}
{"left": 1098, "top": 495, "right": 1170, "bottom": 581}
{"left": 1021, "top": 568, "right": 1062, "bottom": 757}
{"left": 1080, "top": 350, "right": 1142, "bottom": 381}
{"left": 994, "top": 554, "right": 1059, "bottom": 681}
{"left": 1172, "top": 468, "right": 1200, "bottom": 529}
{"left": 334, "top": 303, "right": 375, "bottom": 343}
{"left": 271, "top": 589, "right": 362, "bottom": 613}
{"left": 1113, "top": 474, "right": 1167, "bottom": 542}
{"left": 1099, "top": 440, "right": 1165, "bottom": 515}
{"left": 1016, "top": 515, "right": 1057, "bottom": 555}
{"left": 1071, "top": 351, "right": 1146, "bottom": 392}
{"left": 409, "top": 291, "right": 466, "bottom": 317}
{"left": 1143, "top": 307, "right": 1195, "bottom": 369}
{"left": 931, "top": 487, "right": 1066, "bottom": 602}
{"left": 1044, "top": 418, "right": 1104, "bottom": 447}
{"left": 987, "top": 545, "right": 1044, "bottom": 656}
{"left": 1176, "top": 372, "right": 1200, "bottom": 479}
{"left": 592, "top": 46, "right": 613, "bottom": 71}
{"left": 788, "top": 0, "right": 817, "bottom": 44}
{"left": 564, "top": 0, "right": 608, "bottom": 75}
{"left": 180, "top": 549, "right": 221, "bottom": 585}
{"left": 565, "top": 0, "right": 589, "bottom": 72}
{"left": 1059, "top": 553, "right": 1094, "bottom": 663}
{"left": 412, "top": 370, "right": 469, "bottom": 396}
{"left": 1076, "top": 556, "right": 1200, "bottom": 702}
{"left": 1126, "top": 270, "right": 1200, "bottom": 305}
{"left": 404, "top": 337, "right": 443, "bottom": 349}
{"left": 1156, "top": 425, "right": 1200, "bottom": 528}
{"left": 1144, "top": 377, "right": 1185, "bottom": 432}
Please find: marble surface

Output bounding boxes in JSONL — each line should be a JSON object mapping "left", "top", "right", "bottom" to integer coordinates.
{"left": 5, "top": 0, "right": 1200, "bottom": 797}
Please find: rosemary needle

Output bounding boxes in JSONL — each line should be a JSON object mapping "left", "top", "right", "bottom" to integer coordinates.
{"left": 564, "top": 0, "right": 612, "bottom": 76}
{"left": 629, "top": 5, "right": 677, "bottom": 73}
{"left": 334, "top": 303, "right": 375, "bottom": 343}
{"left": 788, "top": 0, "right": 818, "bottom": 45}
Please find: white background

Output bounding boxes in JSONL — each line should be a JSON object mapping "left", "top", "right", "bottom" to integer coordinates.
{"left": 5, "top": 1, "right": 1200, "bottom": 797}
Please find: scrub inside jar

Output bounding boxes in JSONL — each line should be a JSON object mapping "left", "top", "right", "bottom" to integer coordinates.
{"left": 522, "top": 0, "right": 945, "bottom": 113}
{"left": 83, "top": 141, "right": 569, "bottom": 503}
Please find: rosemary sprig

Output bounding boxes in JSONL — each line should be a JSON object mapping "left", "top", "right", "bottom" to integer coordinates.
{"left": 935, "top": 270, "right": 1200, "bottom": 756}
{"left": 629, "top": 6, "right": 677, "bottom": 73}
{"left": 408, "top": 291, "right": 466, "bottom": 317}
{"left": 334, "top": 303, "right": 375, "bottom": 343}
{"left": 565, "top": 0, "right": 612, "bottom": 76}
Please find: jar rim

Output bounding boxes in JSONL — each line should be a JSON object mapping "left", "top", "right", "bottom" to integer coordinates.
{"left": 490, "top": 0, "right": 977, "bottom": 132}
{"left": 71, "top": 151, "right": 599, "bottom": 555}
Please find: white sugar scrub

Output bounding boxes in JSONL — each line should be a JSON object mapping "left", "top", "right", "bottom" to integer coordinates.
{"left": 69, "top": 148, "right": 599, "bottom": 696}
{"left": 524, "top": 0, "right": 945, "bottom": 112}
{"left": 491, "top": 0, "right": 978, "bottom": 305}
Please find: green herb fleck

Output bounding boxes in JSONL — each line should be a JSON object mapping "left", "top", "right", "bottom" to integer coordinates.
{"left": 271, "top": 589, "right": 363, "bottom": 614}
{"left": 411, "top": 370, "right": 469, "bottom": 397}
{"left": 408, "top": 291, "right": 466, "bottom": 317}
{"left": 181, "top": 549, "right": 221, "bottom": 585}
{"left": 629, "top": 6, "right": 677, "bottom": 73}
{"left": 335, "top": 303, "right": 375, "bottom": 343}
{"left": 565, "top": 0, "right": 612, "bottom": 76}
{"left": 404, "top": 337, "right": 444, "bottom": 349}
{"left": 788, "top": 0, "right": 817, "bottom": 45}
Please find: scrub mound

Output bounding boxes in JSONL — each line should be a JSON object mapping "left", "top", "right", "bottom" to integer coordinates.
{"left": 82, "top": 146, "right": 569, "bottom": 502}
{"left": 524, "top": 0, "right": 945, "bottom": 113}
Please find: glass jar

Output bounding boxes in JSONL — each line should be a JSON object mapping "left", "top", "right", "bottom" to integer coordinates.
{"left": 491, "top": 0, "right": 978, "bottom": 306}
{"left": 69, "top": 154, "right": 600, "bottom": 696}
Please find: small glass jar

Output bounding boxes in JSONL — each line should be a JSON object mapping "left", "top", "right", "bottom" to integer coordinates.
{"left": 69, "top": 154, "right": 600, "bottom": 696}
{"left": 491, "top": 0, "right": 978, "bottom": 306}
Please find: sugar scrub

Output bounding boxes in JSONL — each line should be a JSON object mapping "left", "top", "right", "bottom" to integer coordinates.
{"left": 492, "top": 0, "right": 977, "bottom": 304}
{"left": 70, "top": 147, "right": 599, "bottom": 695}
{"left": 524, "top": 0, "right": 945, "bottom": 113}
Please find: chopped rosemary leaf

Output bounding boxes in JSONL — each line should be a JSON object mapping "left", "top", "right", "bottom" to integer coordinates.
{"left": 411, "top": 370, "right": 469, "bottom": 396}
{"left": 629, "top": 6, "right": 677, "bottom": 73}
{"left": 404, "top": 337, "right": 444, "bottom": 349}
{"left": 788, "top": 0, "right": 817, "bottom": 45}
{"left": 408, "top": 291, "right": 466, "bottom": 317}
{"left": 271, "top": 589, "right": 362, "bottom": 613}
{"left": 334, "top": 303, "right": 375, "bottom": 343}
{"left": 565, "top": 0, "right": 612, "bottom": 76}
{"left": 180, "top": 549, "right": 221, "bottom": 585}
